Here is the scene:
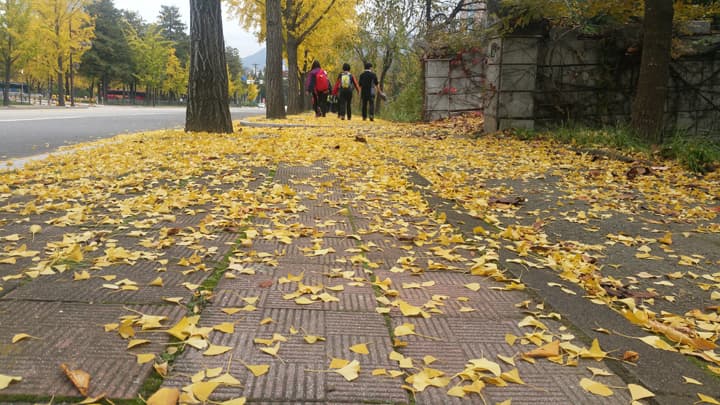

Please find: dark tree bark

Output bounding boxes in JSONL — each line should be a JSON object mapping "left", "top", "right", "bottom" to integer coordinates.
{"left": 266, "top": 0, "right": 286, "bottom": 119}
{"left": 282, "top": 0, "right": 337, "bottom": 115}
{"left": 631, "top": 0, "right": 674, "bottom": 143}
{"left": 285, "top": 34, "right": 302, "bottom": 114}
{"left": 3, "top": 52, "right": 11, "bottom": 106}
{"left": 185, "top": 0, "right": 233, "bottom": 133}
{"left": 57, "top": 55, "right": 66, "bottom": 107}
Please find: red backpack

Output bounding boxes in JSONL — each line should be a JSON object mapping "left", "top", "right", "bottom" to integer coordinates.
{"left": 314, "top": 70, "right": 329, "bottom": 93}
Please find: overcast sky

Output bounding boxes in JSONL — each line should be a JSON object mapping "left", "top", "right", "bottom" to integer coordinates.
{"left": 113, "top": 0, "right": 263, "bottom": 57}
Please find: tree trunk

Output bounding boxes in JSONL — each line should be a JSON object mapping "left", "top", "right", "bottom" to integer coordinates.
{"left": 631, "top": 0, "right": 674, "bottom": 143}
{"left": 286, "top": 35, "right": 302, "bottom": 114}
{"left": 57, "top": 55, "right": 66, "bottom": 107}
{"left": 265, "top": 0, "right": 286, "bottom": 119}
{"left": 185, "top": 0, "right": 233, "bottom": 133}
{"left": 376, "top": 48, "right": 393, "bottom": 115}
{"left": 3, "top": 54, "right": 10, "bottom": 106}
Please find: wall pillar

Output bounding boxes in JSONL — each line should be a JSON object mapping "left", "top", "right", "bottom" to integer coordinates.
{"left": 484, "top": 35, "right": 541, "bottom": 132}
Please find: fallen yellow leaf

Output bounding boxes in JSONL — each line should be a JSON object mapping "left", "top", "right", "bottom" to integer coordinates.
{"left": 146, "top": 387, "right": 179, "bottom": 405}
{"left": 204, "top": 344, "right": 233, "bottom": 356}
{"left": 580, "top": 378, "right": 613, "bottom": 397}
{"left": 0, "top": 374, "right": 22, "bottom": 390}
{"left": 334, "top": 359, "right": 360, "bottom": 381}
{"left": 136, "top": 353, "right": 155, "bottom": 364}
{"left": 350, "top": 343, "right": 369, "bottom": 355}
{"left": 628, "top": 384, "right": 654, "bottom": 400}
{"left": 246, "top": 364, "right": 270, "bottom": 377}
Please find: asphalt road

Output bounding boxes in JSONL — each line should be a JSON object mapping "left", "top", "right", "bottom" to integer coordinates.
{"left": 0, "top": 105, "right": 263, "bottom": 160}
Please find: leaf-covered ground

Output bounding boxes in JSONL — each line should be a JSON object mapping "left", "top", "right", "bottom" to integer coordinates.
{"left": 0, "top": 113, "right": 718, "bottom": 404}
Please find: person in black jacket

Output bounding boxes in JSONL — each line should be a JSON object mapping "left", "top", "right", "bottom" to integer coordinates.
{"left": 358, "top": 62, "right": 379, "bottom": 121}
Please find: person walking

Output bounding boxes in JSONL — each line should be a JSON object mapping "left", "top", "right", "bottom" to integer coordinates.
{"left": 358, "top": 62, "right": 380, "bottom": 121}
{"left": 332, "top": 63, "right": 360, "bottom": 120}
{"left": 305, "top": 60, "right": 330, "bottom": 117}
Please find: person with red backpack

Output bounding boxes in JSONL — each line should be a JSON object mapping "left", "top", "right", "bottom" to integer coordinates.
{"left": 305, "top": 60, "right": 330, "bottom": 117}
{"left": 332, "top": 63, "right": 360, "bottom": 120}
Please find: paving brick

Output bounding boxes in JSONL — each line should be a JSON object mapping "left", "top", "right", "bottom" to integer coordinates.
{"left": 5, "top": 263, "right": 208, "bottom": 304}
{"left": 0, "top": 301, "right": 184, "bottom": 398}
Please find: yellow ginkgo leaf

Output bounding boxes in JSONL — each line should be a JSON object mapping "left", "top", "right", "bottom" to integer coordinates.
{"left": 682, "top": 376, "right": 703, "bottom": 385}
{"left": 73, "top": 271, "right": 90, "bottom": 281}
{"left": 501, "top": 368, "right": 524, "bottom": 384}
{"left": 335, "top": 359, "right": 360, "bottom": 381}
{"left": 162, "top": 297, "right": 184, "bottom": 304}
{"left": 658, "top": 232, "right": 672, "bottom": 245}
{"left": 638, "top": 335, "right": 677, "bottom": 352}
{"left": 628, "top": 384, "right": 654, "bottom": 400}
{"left": 329, "top": 358, "right": 350, "bottom": 369}
{"left": 204, "top": 344, "right": 233, "bottom": 356}
{"left": 146, "top": 387, "right": 179, "bottom": 405}
{"left": 192, "top": 381, "right": 221, "bottom": 401}
{"left": 246, "top": 364, "right": 270, "bottom": 377}
{"left": 0, "top": 374, "right": 22, "bottom": 390}
{"left": 127, "top": 339, "right": 150, "bottom": 349}
{"left": 350, "top": 343, "right": 369, "bottom": 355}
{"left": 698, "top": 393, "right": 720, "bottom": 405}
{"left": 213, "top": 322, "right": 235, "bottom": 334}
{"left": 67, "top": 244, "right": 84, "bottom": 262}
{"left": 497, "top": 354, "right": 515, "bottom": 366}
{"left": 304, "top": 335, "right": 325, "bottom": 344}
{"left": 294, "top": 297, "right": 315, "bottom": 305}
{"left": 587, "top": 367, "right": 612, "bottom": 377}
{"left": 580, "top": 338, "right": 607, "bottom": 360}
{"left": 222, "top": 307, "right": 242, "bottom": 315}
{"left": 208, "top": 372, "right": 242, "bottom": 385}
{"left": 447, "top": 385, "right": 466, "bottom": 397}
{"left": 136, "top": 353, "right": 155, "bottom": 364}
{"left": 29, "top": 224, "right": 42, "bottom": 235}
{"left": 464, "top": 282, "right": 481, "bottom": 292}
{"left": 468, "top": 358, "right": 501, "bottom": 377}
{"left": 580, "top": 378, "right": 613, "bottom": 397}
{"left": 423, "top": 355, "right": 437, "bottom": 365}
{"left": 149, "top": 277, "right": 163, "bottom": 287}
{"left": 394, "top": 323, "right": 416, "bottom": 337}
{"left": 260, "top": 343, "right": 280, "bottom": 357}
{"left": 260, "top": 317, "right": 274, "bottom": 325}
{"left": 11, "top": 333, "right": 38, "bottom": 343}
{"left": 462, "top": 380, "right": 485, "bottom": 394}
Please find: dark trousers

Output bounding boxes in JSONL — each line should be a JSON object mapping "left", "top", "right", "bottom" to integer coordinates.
{"left": 313, "top": 91, "right": 328, "bottom": 116}
{"left": 338, "top": 89, "right": 353, "bottom": 119}
{"left": 361, "top": 96, "right": 375, "bottom": 120}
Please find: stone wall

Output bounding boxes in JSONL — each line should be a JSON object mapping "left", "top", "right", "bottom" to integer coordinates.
{"left": 483, "top": 31, "right": 720, "bottom": 138}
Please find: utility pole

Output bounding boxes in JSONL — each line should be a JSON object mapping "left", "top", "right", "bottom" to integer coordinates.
{"left": 253, "top": 64, "right": 258, "bottom": 77}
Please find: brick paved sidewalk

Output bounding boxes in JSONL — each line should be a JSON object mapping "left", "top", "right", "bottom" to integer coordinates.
{"left": 0, "top": 158, "right": 631, "bottom": 404}
{"left": 2, "top": 119, "right": 717, "bottom": 404}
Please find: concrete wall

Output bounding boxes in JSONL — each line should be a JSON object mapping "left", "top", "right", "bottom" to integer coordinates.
{"left": 483, "top": 31, "right": 720, "bottom": 137}
{"left": 424, "top": 52, "right": 487, "bottom": 121}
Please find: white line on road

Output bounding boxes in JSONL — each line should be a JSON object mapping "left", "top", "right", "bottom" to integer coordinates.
{"left": 0, "top": 115, "right": 84, "bottom": 122}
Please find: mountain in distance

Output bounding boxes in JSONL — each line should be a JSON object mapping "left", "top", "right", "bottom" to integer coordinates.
{"left": 242, "top": 47, "right": 266, "bottom": 73}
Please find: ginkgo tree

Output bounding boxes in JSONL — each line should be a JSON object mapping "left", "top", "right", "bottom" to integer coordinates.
{"left": 30, "top": 0, "right": 94, "bottom": 107}
{"left": 162, "top": 48, "right": 188, "bottom": 103}
{"left": 126, "top": 24, "right": 171, "bottom": 106}
{"left": 226, "top": 0, "right": 357, "bottom": 114}
{"left": 0, "top": 0, "right": 32, "bottom": 106}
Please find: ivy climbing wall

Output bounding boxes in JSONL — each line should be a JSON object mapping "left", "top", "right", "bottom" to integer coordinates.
{"left": 423, "top": 51, "right": 487, "bottom": 121}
